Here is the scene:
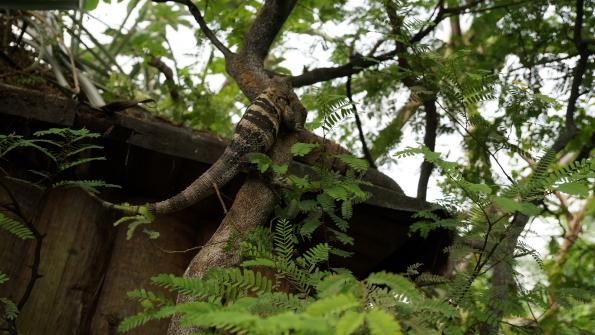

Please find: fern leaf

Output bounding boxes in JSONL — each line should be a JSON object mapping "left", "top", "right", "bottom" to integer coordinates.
{"left": 367, "top": 272, "right": 422, "bottom": 304}
{"left": 336, "top": 310, "right": 365, "bottom": 335}
{"left": 0, "top": 213, "right": 35, "bottom": 239}
{"left": 336, "top": 154, "right": 369, "bottom": 172}
{"left": 366, "top": 309, "right": 402, "bottom": 335}
{"left": 0, "top": 297, "right": 18, "bottom": 320}
{"left": 304, "top": 293, "right": 358, "bottom": 316}
{"left": 52, "top": 179, "right": 121, "bottom": 193}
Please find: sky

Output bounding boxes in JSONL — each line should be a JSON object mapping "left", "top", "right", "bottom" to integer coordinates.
{"left": 83, "top": 0, "right": 588, "bottom": 288}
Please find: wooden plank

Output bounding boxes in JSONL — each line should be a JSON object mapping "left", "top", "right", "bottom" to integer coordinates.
{"left": 0, "top": 83, "right": 75, "bottom": 125}
{"left": 0, "top": 0, "right": 78, "bottom": 10}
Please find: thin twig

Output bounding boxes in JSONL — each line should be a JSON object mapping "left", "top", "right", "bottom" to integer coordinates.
{"left": 152, "top": 0, "right": 232, "bottom": 57}
{"left": 212, "top": 182, "right": 228, "bottom": 214}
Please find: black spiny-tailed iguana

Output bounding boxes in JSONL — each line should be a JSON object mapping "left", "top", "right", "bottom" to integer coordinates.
{"left": 122, "top": 77, "right": 305, "bottom": 215}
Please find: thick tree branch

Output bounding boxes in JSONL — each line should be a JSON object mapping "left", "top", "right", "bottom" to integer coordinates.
{"left": 241, "top": 0, "right": 298, "bottom": 61}
{"left": 152, "top": 0, "right": 232, "bottom": 57}
{"left": 290, "top": 49, "right": 398, "bottom": 87}
{"left": 346, "top": 75, "right": 376, "bottom": 168}
{"left": 417, "top": 97, "right": 438, "bottom": 200}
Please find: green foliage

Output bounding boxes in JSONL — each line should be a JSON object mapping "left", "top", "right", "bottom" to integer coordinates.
{"left": 0, "top": 298, "right": 18, "bottom": 321}
{"left": 0, "top": 213, "right": 34, "bottom": 240}
{"left": 290, "top": 143, "right": 320, "bottom": 157}
{"left": 305, "top": 93, "right": 355, "bottom": 133}
{"left": 113, "top": 206, "right": 158, "bottom": 240}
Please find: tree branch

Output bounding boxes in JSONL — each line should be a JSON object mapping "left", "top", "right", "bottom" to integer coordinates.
{"left": 417, "top": 97, "right": 438, "bottom": 200}
{"left": 152, "top": 0, "right": 232, "bottom": 57}
{"left": 290, "top": 49, "right": 398, "bottom": 87}
{"left": 346, "top": 75, "right": 376, "bottom": 168}
{"left": 148, "top": 56, "right": 181, "bottom": 102}
{"left": 552, "top": 0, "right": 589, "bottom": 153}
{"left": 241, "top": 0, "right": 298, "bottom": 61}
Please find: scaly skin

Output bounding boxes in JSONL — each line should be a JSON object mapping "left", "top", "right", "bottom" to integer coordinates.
{"left": 141, "top": 77, "right": 295, "bottom": 215}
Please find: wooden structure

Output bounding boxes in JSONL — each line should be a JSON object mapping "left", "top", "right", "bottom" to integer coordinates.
{"left": 0, "top": 83, "right": 451, "bottom": 334}
{"left": 0, "top": 0, "right": 79, "bottom": 10}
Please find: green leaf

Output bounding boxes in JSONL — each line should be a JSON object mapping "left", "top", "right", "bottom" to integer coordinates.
{"left": 557, "top": 182, "right": 589, "bottom": 197}
{"left": 291, "top": 143, "right": 319, "bottom": 157}
{"left": 0, "top": 213, "right": 35, "bottom": 240}
{"left": 466, "top": 182, "right": 492, "bottom": 194}
{"left": 272, "top": 163, "right": 288, "bottom": 175}
{"left": 493, "top": 196, "right": 520, "bottom": 213}
{"left": 300, "top": 214, "right": 322, "bottom": 237}
{"left": 518, "top": 202, "right": 541, "bottom": 216}
{"left": 249, "top": 153, "right": 272, "bottom": 173}
{"left": 366, "top": 309, "right": 402, "bottom": 335}
{"left": 336, "top": 154, "right": 369, "bottom": 172}
{"left": 326, "top": 185, "right": 349, "bottom": 201}
{"left": 288, "top": 175, "right": 311, "bottom": 189}
{"left": 84, "top": 0, "right": 100, "bottom": 11}
{"left": 305, "top": 294, "right": 358, "bottom": 316}
{"left": 0, "top": 272, "right": 8, "bottom": 284}
{"left": 336, "top": 310, "right": 365, "bottom": 335}
{"left": 0, "top": 298, "right": 18, "bottom": 320}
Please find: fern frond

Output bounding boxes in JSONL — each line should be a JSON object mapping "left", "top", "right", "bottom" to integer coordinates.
{"left": 0, "top": 212, "right": 35, "bottom": 240}
{"left": 366, "top": 308, "right": 403, "bottom": 335}
{"left": 58, "top": 157, "right": 106, "bottom": 172}
{"left": 301, "top": 243, "right": 331, "bottom": 271}
{"left": 52, "top": 179, "right": 121, "bottom": 193}
{"left": 274, "top": 218, "right": 296, "bottom": 263}
{"left": 0, "top": 297, "right": 18, "bottom": 320}
{"left": 304, "top": 293, "right": 358, "bottom": 316}
{"left": 367, "top": 272, "right": 422, "bottom": 304}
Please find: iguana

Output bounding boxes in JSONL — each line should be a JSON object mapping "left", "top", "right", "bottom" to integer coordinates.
{"left": 121, "top": 76, "right": 305, "bottom": 215}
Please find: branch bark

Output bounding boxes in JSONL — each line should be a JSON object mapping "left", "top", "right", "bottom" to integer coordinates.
{"left": 241, "top": 0, "right": 298, "bottom": 62}
{"left": 416, "top": 97, "right": 438, "bottom": 200}
{"left": 148, "top": 56, "right": 181, "bottom": 102}
{"left": 290, "top": 49, "right": 398, "bottom": 88}
{"left": 346, "top": 75, "right": 376, "bottom": 168}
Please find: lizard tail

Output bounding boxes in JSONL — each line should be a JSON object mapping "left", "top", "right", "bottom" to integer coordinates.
{"left": 147, "top": 157, "right": 239, "bottom": 215}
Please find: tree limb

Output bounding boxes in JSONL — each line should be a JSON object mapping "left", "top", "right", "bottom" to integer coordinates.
{"left": 346, "top": 74, "right": 376, "bottom": 168}
{"left": 241, "top": 0, "right": 298, "bottom": 61}
{"left": 290, "top": 49, "right": 398, "bottom": 87}
{"left": 417, "top": 97, "right": 438, "bottom": 200}
{"left": 148, "top": 56, "right": 181, "bottom": 102}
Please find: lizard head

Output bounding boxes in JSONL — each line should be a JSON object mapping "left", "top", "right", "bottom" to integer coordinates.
{"left": 267, "top": 76, "right": 293, "bottom": 98}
